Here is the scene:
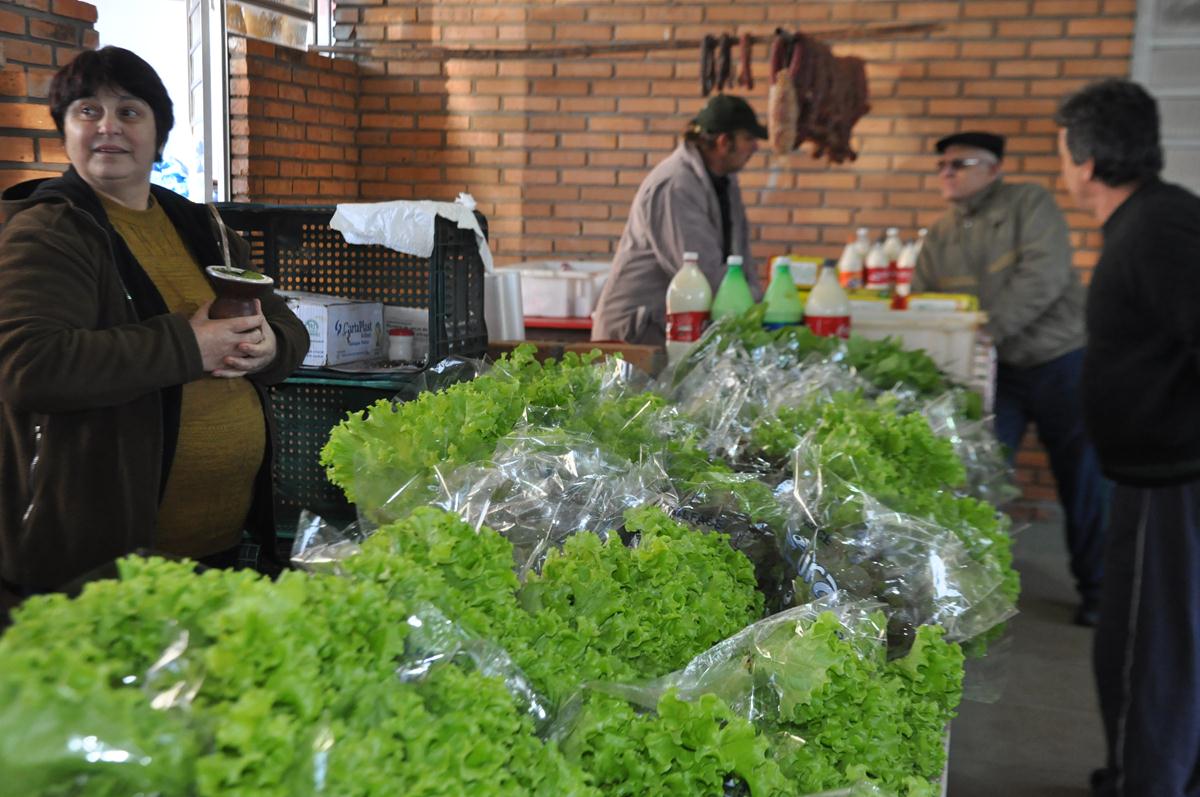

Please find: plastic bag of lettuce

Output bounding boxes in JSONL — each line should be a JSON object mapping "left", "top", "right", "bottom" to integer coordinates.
{"left": 0, "top": 554, "right": 595, "bottom": 797}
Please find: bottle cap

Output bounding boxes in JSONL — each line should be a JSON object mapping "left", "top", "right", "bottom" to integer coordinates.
{"left": 683, "top": 251, "right": 699, "bottom": 261}
{"left": 886, "top": 227, "right": 900, "bottom": 236}
{"left": 726, "top": 255, "right": 744, "bottom": 267}
{"left": 388, "top": 327, "right": 414, "bottom": 337}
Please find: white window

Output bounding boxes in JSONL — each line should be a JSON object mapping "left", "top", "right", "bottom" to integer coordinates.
{"left": 187, "top": 0, "right": 331, "bottom": 201}
{"left": 224, "top": 0, "right": 331, "bottom": 51}
{"left": 94, "top": 0, "right": 329, "bottom": 202}
{"left": 1133, "top": 0, "right": 1200, "bottom": 193}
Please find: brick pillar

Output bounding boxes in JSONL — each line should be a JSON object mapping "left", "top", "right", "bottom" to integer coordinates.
{"left": 0, "top": 0, "right": 98, "bottom": 193}
{"left": 228, "top": 36, "right": 360, "bottom": 203}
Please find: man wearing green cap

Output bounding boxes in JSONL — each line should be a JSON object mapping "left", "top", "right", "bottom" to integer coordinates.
{"left": 592, "top": 94, "right": 767, "bottom": 345}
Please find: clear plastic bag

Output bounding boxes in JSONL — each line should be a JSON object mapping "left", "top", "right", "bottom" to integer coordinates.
{"left": 782, "top": 436, "right": 1017, "bottom": 648}
{"left": 291, "top": 509, "right": 372, "bottom": 572}
{"left": 589, "top": 597, "right": 887, "bottom": 722}
{"left": 922, "top": 391, "right": 1020, "bottom": 506}
{"left": 670, "top": 471, "right": 795, "bottom": 613}
{"left": 563, "top": 595, "right": 958, "bottom": 797}
{"left": 664, "top": 340, "right": 869, "bottom": 470}
{"left": 0, "top": 627, "right": 206, "bottom": 796}
{"left": 432, "top": 426, "right": 672, "bottom": 577}
{"left": 398, "top": 603, "right": 554, "bottom": 732}
{"left": 800, "top": 785, "right": 896, "bottom": 797}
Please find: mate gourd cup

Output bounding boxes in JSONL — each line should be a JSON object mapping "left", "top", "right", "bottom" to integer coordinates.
{"left": 205, "top": 266, "right": 275, "bottom": 319}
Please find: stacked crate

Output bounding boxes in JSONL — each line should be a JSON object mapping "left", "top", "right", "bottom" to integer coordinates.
{"left": 216, "top": 204, "right": 489, "bottom": 537}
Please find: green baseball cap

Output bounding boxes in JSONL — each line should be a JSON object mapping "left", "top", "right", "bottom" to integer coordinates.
{"left": 692, "top": 94, "right": 769, "bottom": 140}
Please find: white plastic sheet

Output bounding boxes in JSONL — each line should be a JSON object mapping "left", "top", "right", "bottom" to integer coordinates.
{"left": 330, "top": 195, "right": 495, "bottom": 272}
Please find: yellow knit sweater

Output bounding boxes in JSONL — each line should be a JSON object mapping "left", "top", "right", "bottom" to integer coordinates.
{"left": 103, "top": 194, "right": 265, "bottom": 558}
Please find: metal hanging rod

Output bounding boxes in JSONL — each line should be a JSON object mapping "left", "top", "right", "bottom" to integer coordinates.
{"left": 308, "top": 21, "right": 941, "bottom": 61}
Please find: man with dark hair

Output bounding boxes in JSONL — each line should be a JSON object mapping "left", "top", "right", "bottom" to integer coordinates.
{"left": 913, "top": 130, "right": 1108, "bottom": 628}
{"left": 1056, "top": 78, "right": 1200, "bottom": 797}
{"left": 592, "top": 94, "right": 766, "bottom": 345}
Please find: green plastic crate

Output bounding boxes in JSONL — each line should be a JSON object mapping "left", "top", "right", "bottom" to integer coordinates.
{"left": 268, "top": 375, "right": 412, "bottom": 538}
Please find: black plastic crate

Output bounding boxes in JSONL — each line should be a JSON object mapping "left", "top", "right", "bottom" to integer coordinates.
{"left": 267, "top": 375, "right": 415, "bottom": 538}
{"left": 214, "top": 203, "right": 489, "bottom": 363}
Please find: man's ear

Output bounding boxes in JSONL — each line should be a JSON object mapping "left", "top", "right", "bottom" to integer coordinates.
{"left": 1081, "top": 158, "right": 1096, "bottom": 183}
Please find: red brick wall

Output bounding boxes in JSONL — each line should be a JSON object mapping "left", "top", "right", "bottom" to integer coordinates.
{"left": 228, "top": 37, "right": 360, "bottom": 203}
{"left": 0, "top": 0, "right": 97, "bottom": 193}
{"left": 0, "top": 0, "right": 1135, "bottom": 521}
{"left": 330, "top": 0, "right": 1135, "bottom": 520}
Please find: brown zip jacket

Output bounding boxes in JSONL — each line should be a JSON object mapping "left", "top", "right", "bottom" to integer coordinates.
{"left": 912, "top": 179, "right": 1086, "bottom": 368}
{"left": 0, "top": 170, "right": 308, "bottom": 591}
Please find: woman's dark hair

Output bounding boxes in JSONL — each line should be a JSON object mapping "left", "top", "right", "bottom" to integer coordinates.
{"left": 1054, "top": 79, "right": 1162, "bottom": 187}
{"left": 49, "top": 46, "right": 174, "bottom": 161}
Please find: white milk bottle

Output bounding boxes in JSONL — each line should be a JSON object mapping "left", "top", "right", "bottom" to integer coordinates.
{"left": 895, "top": 238, "right": 918, "bottom": 291}
{"left": 882, "top": 227, "right": 904, "bottom": 290}
{"left": 864, "top": 241, "right": 890, "bottom": 291}
{"left": 806, "top": 261, "right": 852, "bottom": 338}
{"left": 665, "top": 251, "right": 712, "bottom": 365}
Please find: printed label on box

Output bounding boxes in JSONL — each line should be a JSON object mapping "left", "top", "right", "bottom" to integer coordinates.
{"left": 281, "top": 290, "right": 384, "bottom": 367}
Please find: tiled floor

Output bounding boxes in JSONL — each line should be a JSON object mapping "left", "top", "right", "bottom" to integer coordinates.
{"left": 947, "top": 520, "right": 1106, "bottom": 796}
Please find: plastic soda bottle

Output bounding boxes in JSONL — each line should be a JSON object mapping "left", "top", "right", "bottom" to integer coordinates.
{"left": 883, "top": 227, "right": 904, "bottom": 290}
{"left": 892, "top": 228, "right": 927, "bottom": 309}
{"left": 837, "top": 227, "right": 870, "bottom": 289}
{"left": 806, "top": 261, "right": 852, "bottom": 338}
{"left": 711, "top": 255, "right": 755, "bottom": 322}
{"left": 895, "top": 238, "right": 918, "bottom": 291}
{"left": 665, "top": 251, "right": 712, "bottom": 365}
{"left": 762, "top": 261, "right": 804, "bottom": 330}
{"left": 864, "top": 241, "right": 890, "bottom": 291}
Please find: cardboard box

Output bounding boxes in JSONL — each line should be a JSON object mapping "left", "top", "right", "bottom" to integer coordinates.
{"left": 383, "top": 305, "right": 431, "bottom": 362}
{"left": 510, "top": 260, "right": 611, "bottom": 318}
{"left": 281, "top": 291, "right": 385, "bottom": 367}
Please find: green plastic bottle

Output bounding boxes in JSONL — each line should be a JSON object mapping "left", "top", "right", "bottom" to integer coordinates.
{"left": 711, "top": 255, "right": 755, "bottom": 322}
{"left": 762, "top": 260, "right": 805, "bottom": 329}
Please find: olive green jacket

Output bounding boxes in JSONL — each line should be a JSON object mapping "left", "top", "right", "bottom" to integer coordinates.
{"left": 912, "top": 179, "right": 1086, "bottom": 368}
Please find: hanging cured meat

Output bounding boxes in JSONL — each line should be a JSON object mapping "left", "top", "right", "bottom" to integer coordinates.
{"left": 737, "top": 33, "right": 754, "bottom": 90}
{"left": 752, "top": 28, "right": 872, "bottom": 164}
{"left": 767, "top": 30, "right": 798, "bottom": 155}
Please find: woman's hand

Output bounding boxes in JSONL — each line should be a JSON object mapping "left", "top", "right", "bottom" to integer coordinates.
{"left": 190, "top": 300, "right": 278, "bottom": 378}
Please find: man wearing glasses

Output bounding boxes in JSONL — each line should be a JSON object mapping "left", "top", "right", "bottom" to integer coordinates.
{"left": 913, "top": 131, "right": 1108, "bottom": 628}
{"left": 592, "top": 94, "right": 766, "bottom": 345}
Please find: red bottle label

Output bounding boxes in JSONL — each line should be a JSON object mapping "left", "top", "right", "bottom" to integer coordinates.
{"left": 806, "top": 314, "right": 851, "bottom": 339}
{"left": 666, "top": 311, "right": 710, "bottom": 342}
{"left": 865, "top": 266, "right": 891, "bottom": 289}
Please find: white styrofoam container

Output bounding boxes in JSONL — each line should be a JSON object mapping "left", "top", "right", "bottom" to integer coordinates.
{"left": 850, "top": 309, "right": 996, "bottom": 410}
{"left": 281, "top": 290, "right": 385, "bottom": 367}
{"left": 510, "top": 260, "right": 610, "bottom": 318}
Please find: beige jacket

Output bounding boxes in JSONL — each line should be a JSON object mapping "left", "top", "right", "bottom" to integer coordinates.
{"left": 912, "top": 179, "right": 1086, "bottom": 368}
{"left": 592, "top": 142, "right": 761, "bottom": 345}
